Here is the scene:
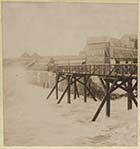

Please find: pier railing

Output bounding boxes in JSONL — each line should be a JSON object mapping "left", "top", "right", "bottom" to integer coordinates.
{"left": 56, "top": 64, "right": 137, "bottom": 77}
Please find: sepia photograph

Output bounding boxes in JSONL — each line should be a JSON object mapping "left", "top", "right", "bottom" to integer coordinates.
{"left": 1, "top": 1, "right": 138, "bottom": 146}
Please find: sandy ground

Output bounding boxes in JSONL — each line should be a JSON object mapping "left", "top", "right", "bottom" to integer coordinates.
{"left": 3, "top": 65, "right": 138, "bottom": 146}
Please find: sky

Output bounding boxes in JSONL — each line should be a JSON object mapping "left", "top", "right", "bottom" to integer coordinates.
{"left": 2, "top": 2, "right": 138, "bottom": 58}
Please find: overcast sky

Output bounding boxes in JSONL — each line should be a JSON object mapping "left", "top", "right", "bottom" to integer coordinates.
{"left": 2, "top": 2, "right": 138, "bottom": 58}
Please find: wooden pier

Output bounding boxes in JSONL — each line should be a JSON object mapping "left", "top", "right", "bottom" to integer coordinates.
{"left": 46, "top": 64, "right": 138, "bottom": 121}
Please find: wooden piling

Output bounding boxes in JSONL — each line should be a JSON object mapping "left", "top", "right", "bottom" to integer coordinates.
{"left": 67, "top": 75, "right": 71, "bottom": 104}
{"left": 75, "top": 80, "right": 80, "bottom": 98}
{"left": 92, "top": 79, "right": 118, "bottom": 121}
{"left": 84, "top": 75, "right": 87, "bottom": 102}
{"left": 56, "top": 74, "right": 59, "bottom": 99}
{"left": 74, "top": 76, "right": 77, "bottom": 99}
{"left": 128, "top": 78, "right": 132, "bottom": 110}
{"left": 106, "top": 80, "right": 110, "bottom": 117}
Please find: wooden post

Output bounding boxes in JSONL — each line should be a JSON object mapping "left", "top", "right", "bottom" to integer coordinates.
{"left": 92, "top": 96, "right": 107, "bottom": 121}
{"left": 92, "top": 79, "right": 118, "bottom": 121}
{"left": 46, "top": 75, "right": 65, "bottom": 100}
{"left": 77, "top": 79, "right": 97, "bottom": 101}
{"left": 67, "top": 75, "right": 71, "bottom": 104}
{"left": 106, "top": 80, "right": 110, "bottom": 117}
{"left": 99, "top": 77, "right": 106, "bottom": 92}
{"left": 75, "top": 80, "right": 80, "bottom": 98}
{"left": 128, "top": 78, "right": 132, "bottom": 110}
{"left": 131, "top": 93, "right": 138, "bottom": 107}
{"left": 46, "top": 85, "right": 56, "bottom": 99}
{"left": 56, "top": 74, "right": 59, "bottom": 99}
{"left": 84, "top": 75, "right": 87, "bottom": 102}
{"left": 87, "top": 77, "right": 91, "bottom": 96}
{"left": 74, "top": 76, "right": 77, "bottom": 99}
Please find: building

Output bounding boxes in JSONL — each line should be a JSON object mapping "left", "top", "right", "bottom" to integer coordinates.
{"left": 79, "top": 36, "right": 110, "bottom": 64}
{"left": 79, "top": 34, "right": 137, "bottom": 64}
{"left": 110, "top": 34, "right": 137, "bottom": 64}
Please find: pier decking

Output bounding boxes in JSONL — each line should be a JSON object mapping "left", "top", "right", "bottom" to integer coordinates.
{"left": 56, "top": 64, "right": 137, "bottom": 78}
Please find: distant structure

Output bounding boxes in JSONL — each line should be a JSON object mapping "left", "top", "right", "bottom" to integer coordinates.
{"left": 79, "top": 34, "right": 137, "bottom": 64}
{"left": 19, "top": 52, "right": 40, "bottom": 66}
{"left": 51, "top": 55, "right": 85, "bottom": 65}
{"left": 31, "top": 52, "right": 40, "bottom": 59}
{"left": 20, "top": 52, "right": 31, "bottom": 58}
{"left": 20, "top": 52, "right": 40, "bottom": 59}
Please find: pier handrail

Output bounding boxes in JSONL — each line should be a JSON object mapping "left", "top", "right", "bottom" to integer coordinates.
{"left": 56, "top": 64, "right": 137, "bottom": 77}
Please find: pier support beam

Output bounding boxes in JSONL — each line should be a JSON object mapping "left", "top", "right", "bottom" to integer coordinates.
{"left": 74, "top": 80, "right": 77, "bottom": 99}
{"left": 84, "top": 75, "right": 87, "bottom": 102}
{"left": 106, "top": 80, "right": 110, "bottom": 117}
{"left": 92, "top": 79, "right": 118, "bottom": 121}
{"left": 67, "top": 75, "right": 71, "bottom": 104}
{"left": 77, "top": 78, "right": 97, "bottom": 101}
{"left": 127, "top": 78, "right": 132, "bottom": 110}
{"left": 56, "top": 74, "right": 59, "bottom": 99}
{"left": 46, "top": 74, "right": 65, "bottom": 100}
{"left": 92, "top": 77, "right": 138, "bottom": 121}
{"left": 73, "top": 75, "right": 80, "bottom": 99}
